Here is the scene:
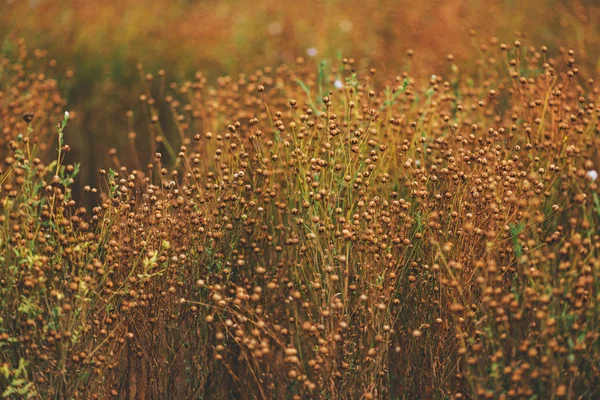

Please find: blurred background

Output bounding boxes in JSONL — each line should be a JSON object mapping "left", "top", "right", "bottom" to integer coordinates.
{"left": 1, "top": 0, "right": 599, "bottom": 201}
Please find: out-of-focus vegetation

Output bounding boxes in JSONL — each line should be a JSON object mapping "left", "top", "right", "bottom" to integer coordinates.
{"left": 1, "top": 0, "right": 599, "bottom": 196}
{"left": 1, "top": 1, "right": 600, "bottom": 399}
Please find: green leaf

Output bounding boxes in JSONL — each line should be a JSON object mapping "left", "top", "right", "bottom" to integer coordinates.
{"left": 3, "top": 386, "right": 16, "bottom": 397}
{"left": 0, "top": 364, "right": 9, "bottom": 379}
{"left": 379, "top": 78, "right": 410, "bottom": 111}
{"left": 295, "top": 79, "right": 321, "bottom": 114}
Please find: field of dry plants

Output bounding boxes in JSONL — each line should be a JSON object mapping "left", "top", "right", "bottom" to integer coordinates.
{"left": 1, "top": 0, "right": 600, "bottom": 399}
